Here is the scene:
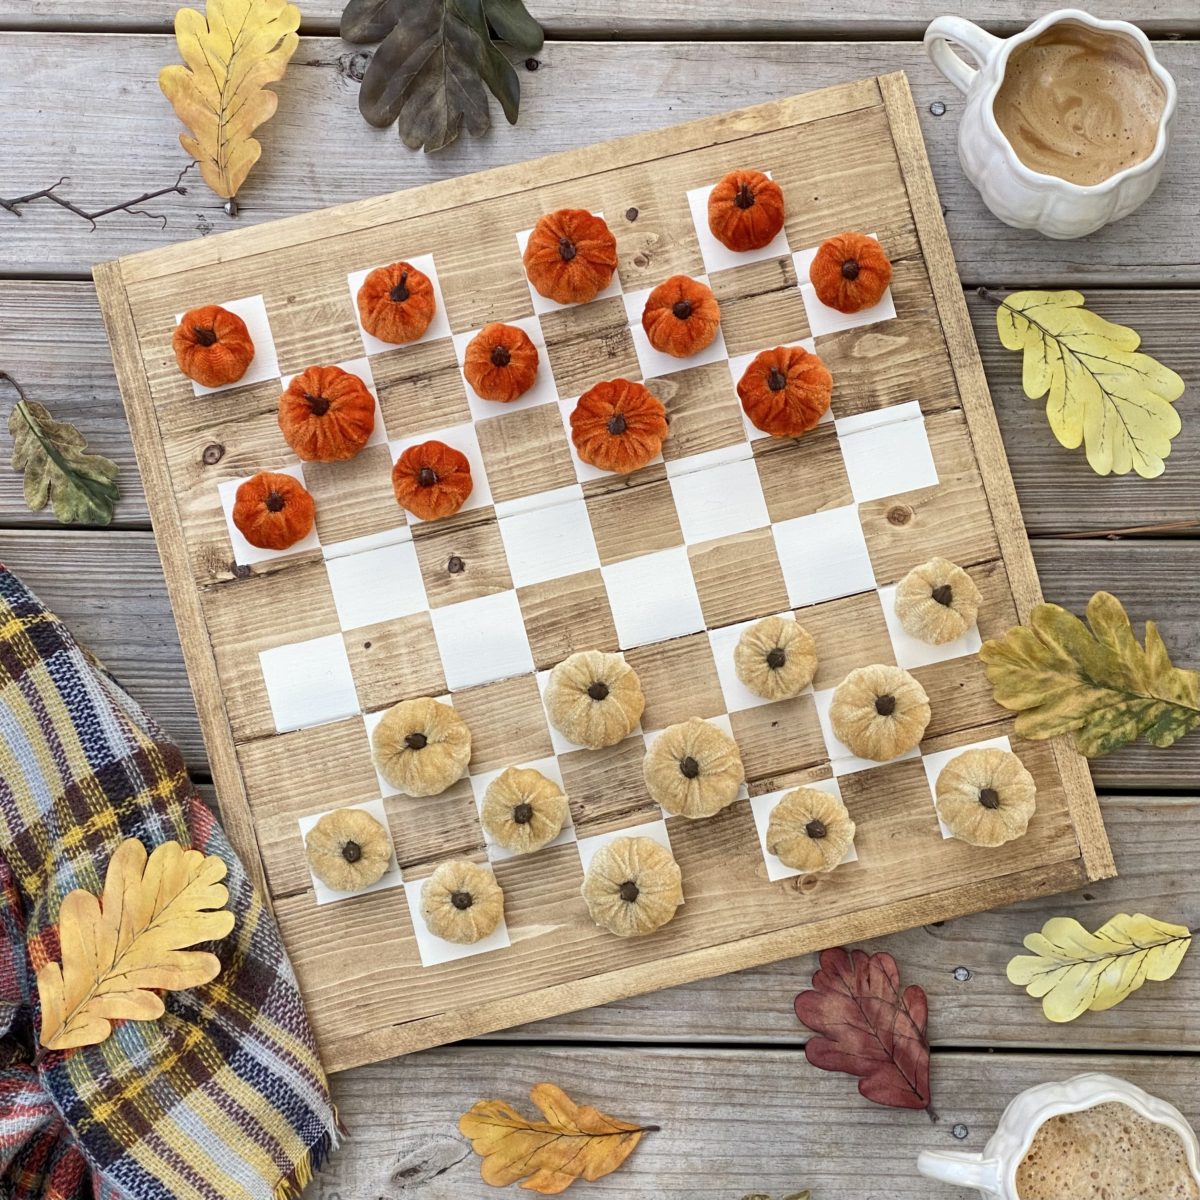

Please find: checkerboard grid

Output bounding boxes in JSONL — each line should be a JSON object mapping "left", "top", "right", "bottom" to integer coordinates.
{"left": 252, "top": 193, "right": 976, "bottom": 956}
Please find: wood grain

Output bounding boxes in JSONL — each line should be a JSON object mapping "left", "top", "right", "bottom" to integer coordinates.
{"left": 1, "top": 38, "right": 1196, "bottom": 283}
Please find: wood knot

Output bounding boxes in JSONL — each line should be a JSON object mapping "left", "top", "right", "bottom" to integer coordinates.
{"left": 887, "top": 504, "right": 913, "bottom": 526}
{"left": 447, "top": 555, "right": 465, "bottom": 574}
{"left": 201, "top": 443, "right": 224, "bottom": 465}
{"left": 626, "top": 207, "right": 639, "bottom": 222}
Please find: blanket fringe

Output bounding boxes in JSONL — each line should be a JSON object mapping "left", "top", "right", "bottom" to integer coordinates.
{"left": 273, "top": 1115, "right": 343, "bottom": 1200}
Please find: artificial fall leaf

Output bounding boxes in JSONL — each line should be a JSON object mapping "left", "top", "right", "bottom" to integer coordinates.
{"left": 341, "top": 0, "right": 544, "bottom": 152}
{"left": 794, "top": 947, "right": 934, "bottom": 1117}
{"left": 980, "top": 591, "right": 1200, "bottom": 757}
{"left": 458, "top": 1082, "right": 653, "bottom": 1193}
{"left": 993, "top": 289, "right": 1184, "bottom": 478}
{"left": 159, "top": 0, "right": 300, "bottom": 201}
{"left": 3, "top": 372, "right": 119, "bottom": 526}
{"left": 37, "top": 839, "right": 235, "bottom": 1052}
{"left": 1008, "top": 912, "right": 1192, "bottom": 1023}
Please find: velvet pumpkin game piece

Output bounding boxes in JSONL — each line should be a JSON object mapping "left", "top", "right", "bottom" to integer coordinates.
{"left": 766, "top": 787, "right": 856, "bottom": 874}
{"left": 481, "top": 767, "right": 569, "bottom": 855}
{"left": 737, "top": 345, "right": 832, "bottom": 438}
{"left": 356, "top": 261, "right": 437, "bottom": 344}
{"left": 935, "top": 747, "right": 1037, "bottom": 848}
{"left": 371, "top": 696, "right": 472, "bottom": 796}
{"left": 173, "top": 304, "right": 255, "bottom": 387}
{"left": 734, "top": 615, "right": 818, "bottom": 701}
{"left": 895, "top": 557, "right": 983, "bottom": 646}
{"left": 523, "top": 209, "right": 618, "bottom": 305}
{"left": 641, "top": 275, "right": 722, "bottom": 358}
{"left": 707, "top": 169, "right": 786, "bottom": 252}
{"left": 580, "top": 836, "right": 684, "bottom": 938}
{"left": 569, "top": 379, "right": 669, "bottom": 474}
{"left": 231, "top": 471, "right": 316, "bottom": 551}
{"left": 829, "top": 663, "right": 930, "bottom": 761}
{"left": 304, "top": 807, "right": 393, "bottom": 892}
{"left": 278, "top": 365, "right": 376, "bottom": 462}
{"left": 463, "top": 322, "right": 540, "bottom": 402}
{"left": 391, "top": 440, "right": 473, "bottom": 521}
{"left": 808, "top": 231, "right": 893, "bottom": 314}
{"left": 421, "top": 860, "right": 505, "bottom": 945}
{"left": 643, "top": 717, "right": 745, "bottom": 819}
{"left": 543, "top": 650, "right": 645, "bottom": 748}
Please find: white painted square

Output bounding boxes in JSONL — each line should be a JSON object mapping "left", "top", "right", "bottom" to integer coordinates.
{"left": 836, "top": 408, "right": 938, "bottom": 504}
{"left": 686, "top": 174, "right": 793, "bottom": 275}
{"left": 793, "top": 236, "right": 898, "bottom": 338}
{"left": 496, "top": 487, "right": 600, "bottom": 588}
{"left": 669, "top": 455, "right": 769, "bottom": 543}
{"left": 260, "top": 633, "right": 359, "bottom": 733}
{"left": 515, "top": 215, "right": 624, "bottom": 315}
{"left": 218, "top": 463, "right": 321, "bottom": 567}
{"left": 281, "top": 356, "right": 387, "bottom": 448}
{"left": 576, "top": 818, "right": 674, "bottom": 874}
{"left": 878, "top": 583, "right": 983, "bottom": 670}
{"left": 812, "top": 686, "right": 922, "bottom": 776}
{"left": 469, "top": 756, "right": 577, "bottom": 862}
{"left": 326, "top": 539, "right": 428, "bottom": 631}
{"left": 298, "top": 798, "right": 403, "bottom": 905}
{"left": 388, "top": 422, "right": 492, "bottom": 524}
{"left": 708, "top": 611, "right": 806, "bottom": 713}
{"left": 535, "top": 670, "right": 645, "bottom": 756}
{"left": 623, "top": 276, "right": 730, "bottom": 380}
{"left": 348, "top": 253, "right": 453, "bottom": 357}
{"left": 430, "top": 590, "right": 534, "bottom": 690}
{"left": 749, "top": 778, "right": 858, "bottom": 881}
{"left": 556, "top": 395, "right": 665, "bottom": 483}
{"left": 921, "top": 734, "right": 1014, "bottom": 838}
{"left": 404, "top": 863, "right": 512, "bottom": 966}
{"left": 727, "top": 342, "right": 825, "bottom": 442}
{"left": 175, "top": 294, "right": 280, "bottom": 397}
{"left": 452, "top": 316, "right": 559, "bottom": 419}
{"left": 602, "top": 546, "right": 706, "bottom": 649}
{"left": 771, "top": 506, "right": 876, "bottom": 607}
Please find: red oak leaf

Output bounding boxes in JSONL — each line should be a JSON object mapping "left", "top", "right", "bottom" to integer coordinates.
{"left": 794, "top": 947, "right": 935, "bottom": 1118}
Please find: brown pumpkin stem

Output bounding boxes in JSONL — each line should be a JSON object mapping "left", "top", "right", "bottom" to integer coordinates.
{"left": 672, "top": 300, "right": 693, "bottom": 321}
{"left": 390, "top": 271, "right": 410, "bottom": 302}
{"left": 490, "top": 344, "right": 512, "bottom": 368}
{"left": 512, "top": 802, "right": 534, "bottom": 825}
{"left": 587, "top": 681, "right": 610, "bottom": 701}
{"left": 405, "top": 731, "right": 428, "bottom": 750}
{"left": 979, "top": 787, "right": 1001, "bottom": 810}
{"left": 932, "top": 583, "right": 954, "bottom": 607}
{"left": 304, "top": 392, "right": 331, "bottom": 417}
{"left": 618, "top": 880, "right": 640, "bottom": 903}
{"left": 805, "top": 819, "right": 828, "bottom": 840}
{"left": 679, "top": 755, "right": 701, "bottom": 779}
{"left": 265, "top": 490, "right": 286, "bottom": 513}
{"left": 607, "top": 412, "right": 628, "bottom": 436}
{"left": 841, "top": 259, "right": 861, "bottom": 281}
{"left": 341, "top": 840, "right": 363, "bottom": 863}
{"left": 192, "top": 325, "right": 218, "bottom": 347}
{"left": 451, "top": 891, "right": 474, "bottom": 911}
{"left": 874, "top": 694, "right": 897, "bottom": 716}
{"left": 767, "top": 367, "right": 788, "bottom": 392}
{"left": 558, "top": 237, "right": 577, "bottom": 262}
{"left": 766, "top": 647, "right": 787, "bottom": 669}
{"left": 734, "top": 181, "right": 756, "bottom": 210}
{"left": 417, "top": 467, "right": 438, "bottom": 488}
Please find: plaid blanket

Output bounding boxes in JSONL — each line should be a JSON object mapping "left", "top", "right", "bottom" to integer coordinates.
{"left": 0, "top": 565, "right": 339, "bottom": 1200}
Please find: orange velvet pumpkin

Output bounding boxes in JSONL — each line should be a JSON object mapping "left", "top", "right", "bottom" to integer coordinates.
{"left": 278, "top": 366, "right": 376, "bottom": 462}
{"left": 463, "top": 323, "right": 540, "bottom": 402}
{"left": 569, "top": 379, "right": 669, "bottom": 474}
{"left": 173, "top": 305, "right": 255, "bottom": 387}
{"left": 641, "top": 276, "right": 721, "bottom": 358}
{"left": 392, "top": 440, "right": 473, "bottom": 521}
{"left": 809, "top": 231, "right": 893, "bottom": 313}
{"left": 737, "top": 346, "right": 833, "bottom": 438}
{"left": 357, "top": 261, "right": 437, "bottom": 344}
{"left": 523, "top": 209, "right": 618, "bottom": 305}
{"left": 232, "top": 471, "right": 315, "bottom": 551}
{"left": 707, "top": 169, "right": 786, "bottom": 252}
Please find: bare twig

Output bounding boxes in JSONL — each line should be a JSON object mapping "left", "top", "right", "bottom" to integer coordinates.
{"left": 1, "top": 162, "right": 196, "bottom": 229}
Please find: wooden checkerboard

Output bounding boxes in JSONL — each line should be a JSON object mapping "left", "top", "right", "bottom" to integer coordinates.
{"left": 95, "top": 73, "right": 1113, "bottom": 1072}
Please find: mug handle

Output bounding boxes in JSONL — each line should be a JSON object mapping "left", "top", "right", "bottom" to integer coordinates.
{"left": 924, "top": 15, "right": 1003, "bottom": 94}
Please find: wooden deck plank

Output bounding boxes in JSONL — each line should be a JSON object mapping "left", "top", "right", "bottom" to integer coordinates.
{"left": 319, "top": 1046, "right": 1200, "bottom": 1194}
{"left": 3, "top": 0, "right": 1197, "bottom": 37}
{"left": 1, "top": 37, "right": 1196, "bottom": 283}
{"left": 3, "top": 282, "right": 1196, "bottom": 533}
{"left": 1, "top": 531, "right": 1195, "bottom": 789}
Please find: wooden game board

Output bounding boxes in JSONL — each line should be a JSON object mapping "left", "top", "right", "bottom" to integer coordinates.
{"left": 95, "top": 73, "right": 1114, "bottom": 1073}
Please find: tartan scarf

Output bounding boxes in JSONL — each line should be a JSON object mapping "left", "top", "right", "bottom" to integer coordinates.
{"left": 0, "top": 565, "right": 339, "bottom": 1200}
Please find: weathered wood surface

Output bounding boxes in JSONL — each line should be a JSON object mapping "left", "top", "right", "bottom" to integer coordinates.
{"left": 2, "top": 531, "right": 1195, "bottom": 789}
{"left": 1, "top": 38, "right": 1197, "bottom": 284}
{"left": 4, "top": 0, "right": 1198, "bottom": 36}
{"left": 316, "top": 1047, "right": 1200, "bottom": 1197}
{"left": 4, "top": 282, "right": 1196, "bottom": 533}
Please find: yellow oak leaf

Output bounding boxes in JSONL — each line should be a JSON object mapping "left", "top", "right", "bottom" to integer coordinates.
{"left": 979, "top": 591, "right": 1200, "bottom": 757}
{"left": 459, "top": 1082, "right": 654, "bottom": 1194}
{"left": 37, "top": 838, "right": 235, "bottom": 1051}
{"left": 159, "top": 0, "right": 300, "bottom": 201}
{"left": 994, "top": 289, "right": 1184, "bottom": 478}
{"left": 1008, "top": 913, "right": 1191, "bottom": 1023}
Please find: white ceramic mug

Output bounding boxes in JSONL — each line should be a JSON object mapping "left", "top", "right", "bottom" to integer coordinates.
{"left": 917, "top": 1072, "right": 1200, "bottom": 1199}
{"left": 924, "top": 9, "right": 1177, "bottom": 239}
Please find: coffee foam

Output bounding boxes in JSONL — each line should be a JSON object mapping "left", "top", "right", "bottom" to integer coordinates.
{"left": 992, "top": 21, "right": 1166, "bottom": 186}
{"left": 1015, "top": 1101, "right": 1199, "bottom": 1200}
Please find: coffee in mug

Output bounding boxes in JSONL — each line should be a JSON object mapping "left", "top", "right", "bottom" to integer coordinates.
{"left": 992, "top": 21, "right": 1168, "bottom": 186}
{"left": 1015, "top": 1101, "right": 1199, "bottom": 1200}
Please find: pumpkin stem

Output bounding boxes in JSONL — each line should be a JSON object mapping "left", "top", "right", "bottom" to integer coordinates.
{"left": 490, "top": 344, "right": 511, "bottom": 368}
{"left": 805, "top": 819, "right": 828, "bottom": 840}
{"left": 841, "top": 258, "right": 861, "bottom": 281}
{"left": 932, "top": 583, "right": 954, "bottom": 607}
{"left": 405, "top": 731, "right": 428, "bottom": 750}
{"left": 587, "top": 680, "right": 610, "bottom": 701}
{"left": 451, "top": 890, "right": 474, "bottom": 911}
{"left": 265, "top": 490, "right": 286, "bottom": 513}
{"left": 734, "top": 181, "right": 756, "bottom": 210}
{"left": 618, "top": 880, "right": 640, "bottom": 903}
{"left": 512, "top": 803, "right": 534, "bottom": 825}
{"left": 679, "top": 755, "right": 700, "bottom": 779}
{"left": 672, "top": 300, "right": 693, "bottom": 321}
{"left": 390, "top": 271, "right": 410, "bottom": 302}
{"left": 874, "top": 694, "right": 897, "bottom": 716}
{"left": 558, "top": 236, "right": 577, "bottom": 262}
{"left": 979, "top": 787, "right": 1001, "bottom": 810}
{"left": 417, "top": 466, "right": 438, "bottom": 488}
{"left": 304, "top": 392, "right": 331, "bottom": 417}
{"left": 766, "top": 367, "right": 788, "bottom": 392}
{"left": 341, "top": 840, "right": 362, "bottom": 863}
{"left": 766, "top": 647, "right": 787, "bottom": 669}
{"left": 192, "top": 325, "right": 218, "bottom": 346}
{"left": 606, "top": 412, "right": 628, "bottom": 436}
